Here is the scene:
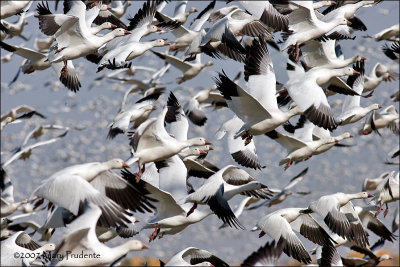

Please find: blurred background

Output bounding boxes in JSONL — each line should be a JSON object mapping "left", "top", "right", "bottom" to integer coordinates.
{"left": 1, "top": 1, "right": 399, "bottom": 265}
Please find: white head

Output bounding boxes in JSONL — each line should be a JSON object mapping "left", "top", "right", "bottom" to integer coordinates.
{"left": 100, "top": 22, "right": 117, "bottom": 30}
{"left": 112, "top": 28, "right": 131, "bottom": 37}
{"left": 42, "top": 243, "right": 56, "bottom": 252}
{"left": 188, "top": 137, "right": 212, "bottom": 146}
{"left": 152, "top": 39, "right": 169, "bottom": 47}
{"left": 343, "top": 67, "right": 359, "bottom": 76}
{"left": 379, "top": 254, "right": 392, "bottom": 261}
{"left": 358, "top": 192, "right": 374, "bottom": 199}
{"left": 147, "top": 25, "right": 161, "bottom": 34}
{"left": 189, "top": 7, "right": 198, "bottom": 14}
{"left": 106, "top": 158, "right": 130, "bottom": 169}
{"left": 336, "top": 18, "right": 350, "bottom": 26}
{"left": 127, "top": 240, "right": 149, "bottom": 250}
{"left": 369, "top": 103, "right": 382, "bottom": 111}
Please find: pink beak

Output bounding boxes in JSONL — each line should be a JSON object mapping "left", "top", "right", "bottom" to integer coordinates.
{"left": 347, "top": 20, "right": 352, "bottom": 26}
{"left": 367, "top": 193, "right": 374, "bottom": 197}
{"left": 353, "top": 70, "right": 360, "bottom": 75}
{"left": 330, "top": 1, "right": 336, "bottom": 5}
{"left": 124, "top": 30, "right": 132, "bottom": 35}
{"left": 142, "top": 243, "right": 150, "bottom": 249}
{"left": 205, "top": 140, "right": 212, "bottom": 145}
{"left": 361, "top": 56, "right": 367, "bottom": 60}
{"left": 122, "top": 162, "right": 130, "bottom": 168}
{"left": 199, "top": 149, "right": 207, "bottom": 155}
{"left": 378, "top": 105, "right": 382, "bottom": 109}
{"left": 164, "top": 41, "right": 170, "bottom": 45}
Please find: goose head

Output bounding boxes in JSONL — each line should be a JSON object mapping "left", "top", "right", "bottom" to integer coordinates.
{"left": 147, "top": 24, "right": 162, "bottom": 34}
{"left": 379, "top": 254, "right": 393, "bottom": 261}
{"left": 127, "top": 240, "right": 149, "bottom": 250}
{"left": 100, "top": 22, "right": 118, "bottom": 30}
{"left": 188, "top": 7, "right": 198, "bottom": 14}
{"left": 369, "top": 103, "right": 382, "bottom": 112}
{"left": 335, "top": 18, "right": 350, "bottom": 27}
{"left": 152, "top": 39, "right": 169, "bottom": 47}
{"left": 112, "top": 28, "right": 131, "bottom": 37}
{"left": 187, "top": 137, "right": 212, "bottom": 146}
{"left": 338, "top": 132, "right": 353, "bottom": 141}
{"left": 106, "top": 158, "right": 130, "bottom": 168}
{"left": 42, "top": 243, "right": 56, "bottom": 252}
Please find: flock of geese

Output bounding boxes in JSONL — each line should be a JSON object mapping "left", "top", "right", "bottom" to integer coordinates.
{"left": 1, "top": 0, "right": 399, "bottom": 266}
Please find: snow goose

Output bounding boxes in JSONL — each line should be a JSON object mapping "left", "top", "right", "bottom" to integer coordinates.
{"left": 183, "top": 165, "right": 273, "bottom": 228}
{"left": 265, "top": 128, "right": 338, "bottom": 170}
{"left": 184, "top": 85, "right": 226, "bottom": 126}
{"left": 200, "top": 6, "right": 273, "bottom": 55}
{"left": 215, "top": 39, "right": 302, "bottom": 139}
{"left": 240, "top": 239, "right": 286, "bottom": 267}
{"left": 1, "top": 105, "right": 45, "bottom": 131}
{"left": 252, "top": 208, "right": 335, "bottom": 264}
{"left": 370, "top": 171, "right": 399, "bottom": 217}
{"left": 234, "top": 1, "right": 289, "bottom": 32}
{"left": 362, "top": 171, "right": 391, "bottom": 191}
{"left": 155, "top": 1, "right": 198, "bottom": 24}
{"left": 151, "top": 51, "right": 213, "bottom": 84}
{"left": 162, "top": 1, "right": 215, "bottom": 52}
{"left": 302, "top": 191, "right": 373, "bottom": 247}
{"left": 281, "top": 1, "right": 350, "bottom": 61}
{"left": 0, "top": 1, "right": 31, "bottom": 19}
{"left": 1, "top": 231, "right": 55, "bottom": 266}
{"left": 366, "top": 23, "right": 399, "bottom": 41}
{"left": 36, "top": 1, "right": 131, "bottom": 69}
{"left": 1, "top": 168, "right": 27, "bottom": 217}
{"left": 247, "top": 167, "right": 309, "bottom": 210}
{"left": 33, "top": 35, "right": 55, "bottom": 52}
{"left": 164, "top": 247, "right": 229, "bottom": 267}
{"left": 337, "top": 60, "right": 381, "bottom": 126}
{"left": 106, "top": 0, "right": 131, "bottom": 19}
{"left": 301, "top": 39, "right": 366, "bottom": 69}
{"left": 97, "top": 0, "right": 161, "bottom": 56}
{"left": 32, "top": 158, "right": 156, "bottom": 228}
{"left": 361, "top": 105, "right": 399, "bottom": 135}
{"left": 285, "top": 60, "right": 358, "bottom": 131}
{"left": 215, "top": 116, "right": 262, "bottom": 170}
{"left": 382, "top": 40, "right": 400, "bottom": 61}
{"left": 2, "top": 130, "right": 68, "bottom": 168}
{"left": 126, "top": 97, "right": 212, "bottom": 181}
{"left": 341, "top": 253, "right": 392, "bottom": 267}
{"left": 50, "top": 201, "right": 148, "bottom": 266}
{"left": 107, "top": 91, "right": 163, "bottom": 139}
{"left": 120, "top": 169, "right": 213, "bottom": 241}
{"left": 12, "top": 124, "right": 72, "bottom": 152}
{"left": 354, "top": 205, "right": 397, "bottom": 242}
{"left": 364, "top": 62, "right": 399, "bottom": 93}
{"left": 97, "top": 38, "right": 169, "bottom": 71}
{"left": 0, "top": 2, "right": 32, "bottom": 40}
{"left": 0, "top": 41, "right": 81, "bottom": 92}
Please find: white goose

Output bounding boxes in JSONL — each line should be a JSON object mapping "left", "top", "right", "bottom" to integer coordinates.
{"left": 0, "top": 41, "right": 81, "bottom": 92}
{"left": 50, "top": 201, "right": 148, "bottom": 266}
{"left": 370, "top": 171, "right": 399, "bottom": 217}
{"left": 36, "top": 1, "right": 131, "bottom": 72}
{"left": 362, "top": 171, "right": 391, "bottom": 191}
{"left": 183, "top": 165, "right": 273, "bottom": 228}
{"left": 164, "top": 247, "right": 229, "bottom": 267}
{"left": 303, "top": 191, "right": 373, "bottom": 247}
{"left": 120, "top": 169, "right": 214, "bottom": 241}
{"left": 2, "top": 130, "right": 68, "bottom": 168}
{"left": 32, "top": 159, "right": 156, "bottom": 228}
{"left": 0, "top": 1, "right": 32, "bottom": 40}
{"left": 215, "top": 39, "right": 302, "bottom": 140}
{"left": 151, "top": 51, "right": 213, "bottom": 84}
{"left": 1, "top": 169, "right": 28, "bottom": 217}
{"left": 281, "top": 1, "right": 350, "bottom": 61}
{"left": 107, "top": 91, "right": 163, "bottom": 139}
{"left": 301, "top": 39, "right": 366, "bottom": 69}
{"left": 367, "top": 23, "right": 399, "bottom": 41}
{"left": 215, "top": 115, "right": 262, "bottom": 170}
{"left": 265, "top": 128, "right": 338, "bottom": 170}
{"left": 1, "top": 105, "right": 45, "bottom": 131}
{"left": 156, "top": 1, "right": 198, "bottom": 24}
{"left": 240, "top": 239, "right": 286, "bottom": 267}
{"left": 1, "top": 231, "right": 55, "bottom": 266}
{"left": 361, "top": 105, "right": 399, "bottom": 135}
{"left": 337, "top": 60, "right": 381, "bottom": 126}
{"left": 126, "top": 96, "right": 212, "bottom": 181}
{"left": 285, "top": 60, "right": 358, "bottom": 131}
{"left": 363, "top": 62, "right": 399, "bottom": 93}
{"left": 252, "top": 208, "right": 335, "bottom": 264}
{"left": 0, "top": 1, "right": 31, "bottom": 19}
{"left": 107, "top": 0, "right": 131, "bottom": 18}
